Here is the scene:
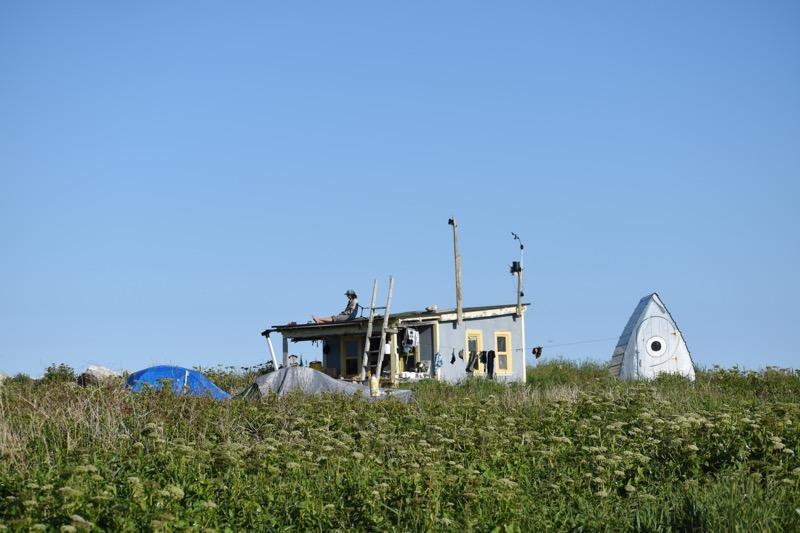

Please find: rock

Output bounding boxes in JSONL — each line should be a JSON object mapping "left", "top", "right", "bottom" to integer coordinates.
{"left": 76, "top": 365, "right": 122, "bottom": 386}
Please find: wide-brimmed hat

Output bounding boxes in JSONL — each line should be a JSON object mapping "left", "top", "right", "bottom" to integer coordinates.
{"left": 345, "top": 289, "right": 357, "bottom": 297}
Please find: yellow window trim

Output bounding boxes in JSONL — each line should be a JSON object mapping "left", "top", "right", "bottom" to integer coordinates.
{"left": 494, "top": 331, "right": 512, "bottom": 375}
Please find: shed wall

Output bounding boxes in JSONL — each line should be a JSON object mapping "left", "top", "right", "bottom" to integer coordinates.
{"left": 322, "top": 336, "right": 341, "bottom": 374}
{"left": 437, "top": 314, "right": 525, "bottom": 383}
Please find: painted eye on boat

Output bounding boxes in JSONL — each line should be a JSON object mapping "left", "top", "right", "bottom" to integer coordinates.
{"left": 650, "top": 340, "right": 662, "bottom": 352}
{"left": 646, "top": 336, "right": 666, "bottom": 356}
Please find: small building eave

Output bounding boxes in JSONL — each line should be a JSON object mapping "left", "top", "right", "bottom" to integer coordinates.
{"left": 265, "top": 302, "right": 529, "bottom": 341}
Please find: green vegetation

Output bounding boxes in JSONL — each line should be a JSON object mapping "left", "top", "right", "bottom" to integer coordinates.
{"left": 41, "top": 364, "right": 77, "bottom": 384}
{"left": 1, "top": 363, "right": 798, "bottom": 531}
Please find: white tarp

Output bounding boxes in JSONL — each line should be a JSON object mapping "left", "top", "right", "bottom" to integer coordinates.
{"left": 610, "top": 293, "right": 695, "bottom": 381}
{"left": 242, "top": 366, "right": 413, "bottom": 402}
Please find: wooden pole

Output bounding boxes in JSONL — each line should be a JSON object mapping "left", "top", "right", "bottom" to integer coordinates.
{"left": 432, "top": 323, "right": 441, "bottom": 380}
{"left": 389, "top": 332, "right": 398, "bottom": 386}
{"left": 360, "top": 279, "right": 379, "bottom": 382}
{"left": 449, "top": 218, "right": 463, "bottom": 326}
{"left": 374, "top": 276, "right": 395, "bottom": 383}
{"left": 282, "top": 335, "right": 289, "bottom": 367}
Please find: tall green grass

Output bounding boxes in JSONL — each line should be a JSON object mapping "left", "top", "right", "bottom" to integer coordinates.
{"left": 1, "top": 363, "right": 798, "bottom": 531}
{"left": 527, "top": 359, "right": 614, "bottom": 387}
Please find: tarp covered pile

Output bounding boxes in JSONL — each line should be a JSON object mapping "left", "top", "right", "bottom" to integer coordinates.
{"left": 126, "top": 365, "right": 231, "bottom": 400}
{"left": 241, "top": 366, "right": 413, "bottom": 402}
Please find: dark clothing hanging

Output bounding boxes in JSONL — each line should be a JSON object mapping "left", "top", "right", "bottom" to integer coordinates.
{"left": 487, "top": 350, "right": 496, "bottom": 379}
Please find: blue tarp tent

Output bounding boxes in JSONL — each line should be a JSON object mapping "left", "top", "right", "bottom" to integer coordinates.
{"left": 126, "top": 365, "right": 230, "bottom": 400}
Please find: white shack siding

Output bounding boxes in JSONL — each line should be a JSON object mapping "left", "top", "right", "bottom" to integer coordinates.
{"left": 437, "top": 313, "right": 526, "bottom": 383}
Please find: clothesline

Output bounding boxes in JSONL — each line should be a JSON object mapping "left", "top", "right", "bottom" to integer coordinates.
{"left": 541, "top": 337, "right": 618, "bottom": 348}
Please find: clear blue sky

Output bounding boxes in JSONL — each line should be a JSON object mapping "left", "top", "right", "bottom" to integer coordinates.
{"left": 1, "top": 1, "right": 798, "bottom": 376}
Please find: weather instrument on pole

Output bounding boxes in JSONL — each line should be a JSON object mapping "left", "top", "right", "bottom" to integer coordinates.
{"left": 510, "top": 232, "right": 524, "bottom": 317}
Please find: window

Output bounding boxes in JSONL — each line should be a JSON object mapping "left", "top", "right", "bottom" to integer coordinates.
{"left": 465, "top": 330, "right": 484, "bottom": 374}
{"left": 494, "top": 332, "right": 512, "bottom": 374}
{"left": 340, "top": 336, "right": 363, "bottom": 378}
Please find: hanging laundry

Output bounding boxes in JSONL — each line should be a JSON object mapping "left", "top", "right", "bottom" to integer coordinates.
{"left": 487, "top": 350, "right": 496, "bottom": 379}
{"left": 466, "top": 351, "right": 479, "bottom": 372}
{"left": 434, "top": 352, "right": 443, "bottom": 369}
{"left": 450, "top": 349, "right": 456, "bottom": 364}
{"left": 401, "top": 328, "right": 420, "bottom": 354}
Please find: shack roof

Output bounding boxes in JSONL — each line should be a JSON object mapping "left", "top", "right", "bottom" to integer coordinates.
{"left": 263, "top": 303, "right": 528, "bottom": 339}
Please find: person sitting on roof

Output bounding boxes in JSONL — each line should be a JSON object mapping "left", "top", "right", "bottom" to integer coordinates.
{"left": 312, "top": 290, "right": 359, "bottom": 324}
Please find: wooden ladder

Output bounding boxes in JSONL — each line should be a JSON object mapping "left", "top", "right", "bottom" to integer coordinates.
{"left": 359, "top": 276, "right": 395, "bottom": 383}
{"left": 359, "top": 279, "right": 379, "bottom": 382}
{"left": 374, "top": 276, "right": 395, "bottom": 383}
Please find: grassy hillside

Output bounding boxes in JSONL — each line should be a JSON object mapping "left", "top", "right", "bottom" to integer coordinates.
{"left": 1, "top": 363, "right": 798, "bottom": 531}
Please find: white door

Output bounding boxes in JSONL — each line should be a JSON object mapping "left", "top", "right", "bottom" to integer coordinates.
{"left": 636, "top": 316, "right": 678, "bottom": 377}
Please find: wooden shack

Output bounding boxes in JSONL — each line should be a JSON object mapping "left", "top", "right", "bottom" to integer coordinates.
{"left": 262, "top": 303, "right": 527, "bottom": 384}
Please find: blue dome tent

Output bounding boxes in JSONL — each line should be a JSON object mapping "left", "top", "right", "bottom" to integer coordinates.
{"left": 126, "top": 365, "right": 230, "bottom": 400}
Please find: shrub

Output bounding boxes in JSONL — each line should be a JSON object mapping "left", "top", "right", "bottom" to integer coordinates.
{"left": 42, "top": 363, "right": 76, "bottom": 383}
{"left": 8, "top": 373, "right": 33, "bottom": 385}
